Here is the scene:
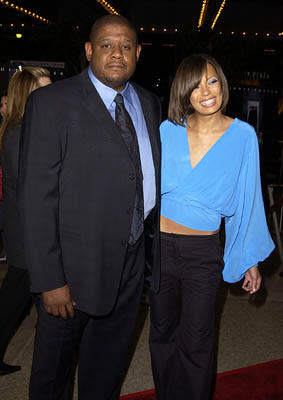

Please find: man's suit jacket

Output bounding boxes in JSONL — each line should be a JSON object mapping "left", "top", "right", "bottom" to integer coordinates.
{"left": 18, "top": 68, "right": 161, "bottom": 316}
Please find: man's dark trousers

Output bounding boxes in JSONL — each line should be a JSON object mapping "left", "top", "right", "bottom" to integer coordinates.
{"left": 29, "top": 235, "right": 145, "bottom": 400}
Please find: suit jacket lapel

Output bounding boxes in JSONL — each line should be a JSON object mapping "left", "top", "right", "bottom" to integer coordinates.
{"left": 79, "top": 69, "right": 132, "bottom": 157}
{"left": 78, "top": 70, "right": 160, "bottom": 175}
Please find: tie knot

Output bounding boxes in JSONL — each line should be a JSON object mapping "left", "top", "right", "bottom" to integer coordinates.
{"left": 114, "top": 93, "right": 124, "bottom": 106}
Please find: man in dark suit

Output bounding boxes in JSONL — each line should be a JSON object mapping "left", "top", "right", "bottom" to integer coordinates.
{"left": 18, "top": 14, "right": 161, "bottom": 400}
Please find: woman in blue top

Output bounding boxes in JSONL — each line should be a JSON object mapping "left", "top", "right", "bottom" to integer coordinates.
{"left": 149, "top": 54, "right": 274, "bottom": 400}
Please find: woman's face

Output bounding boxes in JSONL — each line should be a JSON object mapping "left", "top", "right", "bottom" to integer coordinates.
{"left": 189, "top": 63, "right": 222, "bottom": 116}
{"left": 0, "top": 95, "right": 7, "bottom": 117}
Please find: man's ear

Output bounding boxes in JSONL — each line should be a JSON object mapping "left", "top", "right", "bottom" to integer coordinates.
{"left": 136, "top": 44, "right": 142, "bottom": 62}
{"left": 85, "top": 42, "right": 93, "bottom": 62}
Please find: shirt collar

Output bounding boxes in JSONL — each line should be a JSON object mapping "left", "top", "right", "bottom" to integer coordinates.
{"left": 88, "top": 66, "right": 133, "bottom": 110}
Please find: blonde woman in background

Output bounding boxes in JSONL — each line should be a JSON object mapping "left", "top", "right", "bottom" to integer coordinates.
{"left": 0, "top": 66, "right": 51, "bottom": 375}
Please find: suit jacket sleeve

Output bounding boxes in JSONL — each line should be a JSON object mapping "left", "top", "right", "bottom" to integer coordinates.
{"left": 18, "top": 89, "right": 66, "bottom": 293}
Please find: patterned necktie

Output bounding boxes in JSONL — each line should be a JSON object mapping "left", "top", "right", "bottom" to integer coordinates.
{"left": 114, "top": 93, "right": 144, "bottom": 245}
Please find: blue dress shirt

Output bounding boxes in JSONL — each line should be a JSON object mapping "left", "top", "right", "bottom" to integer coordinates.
{"left": 88, "top": 66, "right": 156, "bottom": 219}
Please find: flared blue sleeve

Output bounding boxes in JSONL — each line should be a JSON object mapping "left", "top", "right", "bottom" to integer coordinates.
{"left": 223, "top": 128, "right": 275, "bottom": 282}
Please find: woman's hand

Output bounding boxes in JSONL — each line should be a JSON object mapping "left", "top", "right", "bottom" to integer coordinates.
{"left": 242, "top": 266, "right": 262, "bottom": 294}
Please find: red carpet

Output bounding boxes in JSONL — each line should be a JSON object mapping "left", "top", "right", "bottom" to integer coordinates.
{"left": 120, "top": 359, "right": 283, "bottom": 400}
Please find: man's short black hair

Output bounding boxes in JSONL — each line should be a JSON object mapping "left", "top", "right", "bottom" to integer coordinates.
{"left": 89, "top": 15, "right": 138, "bottom": 45}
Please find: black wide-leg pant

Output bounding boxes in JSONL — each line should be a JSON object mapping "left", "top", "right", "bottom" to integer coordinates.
{"left": 150, "top": 232, "right": 223, "bottom": 400}
{"left": 29, "top": 237, "right": 145, "bottom": 400}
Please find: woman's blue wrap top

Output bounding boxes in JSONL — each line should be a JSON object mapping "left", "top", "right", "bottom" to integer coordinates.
{"left": 161, "top": 118, "right": 275, "bottom": 282}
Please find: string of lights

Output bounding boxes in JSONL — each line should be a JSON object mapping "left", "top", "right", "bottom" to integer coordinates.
{"left": 139, "top": 26, "right": 178, "bottom": 33}
{"left": 211, "top": 0, "right": 226, "bottom": 30}
{"left": 198, "top": 0, "right": 209, "bottom": 29}
{"left": 136, "top": 26, "right": 283, "bottom": 38}
{"left": 95, "top": 0, "right": 119, "bottom": 15}
{"left": 0, "top": 20, "right": 281, "bottom": 39}
{"left": 218, "top": 31, "right": 283, "bottom": 37}
{"left": 0, "top": 0, "right": 49, "bottom": 23}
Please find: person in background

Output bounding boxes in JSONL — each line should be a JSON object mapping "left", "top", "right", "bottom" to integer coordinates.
{"left": 0, "top": 66, "right": 51, "bottom": 376}
{"left": 18, "top": 15, "right": 161, "bottom": 400}
{"left": 0, "top": 91, "right": 8, "bottom": 123}
{"left": 149, "top": 54, "right": 274, "bottom": 400}
{"left": 0, "top": 90, "right": 8, "bottom": 259}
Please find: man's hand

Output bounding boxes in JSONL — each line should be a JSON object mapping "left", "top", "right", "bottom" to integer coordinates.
{"left": 42, "top": 285, "right": 76, "bottom": 319}
{"left": 242, "top": 266, "right": 262, "bottom": 294}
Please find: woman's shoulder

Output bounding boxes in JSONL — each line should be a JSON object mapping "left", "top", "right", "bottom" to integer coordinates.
{"left": 231, "top": 118, "right": 256, "bottom": 135}
{"left": 1, "top": 123, "right": 22, "bottom": 153}
{"left": 228, "top": 118, "right": 258, "bottom": 145}
{"left": 160, "top": 119, "right": 185, "bottom": 139}
{"left": 161, "top": 118, "right": 178, "bottom": 128}
{"left": 2, "top": 123, "right": 21, "bottom": 141}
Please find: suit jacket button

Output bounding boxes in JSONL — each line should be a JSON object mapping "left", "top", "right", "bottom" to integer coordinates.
{"left": 121, "top": 240, "right": 127, "bottom": 246}
{"left": 129, "top": 173, "right": 135, "bottom": 180}
{"left": 126, "top": 208, "right": 131, "bottom": 215}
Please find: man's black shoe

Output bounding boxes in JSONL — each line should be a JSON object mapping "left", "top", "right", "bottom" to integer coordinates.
{"left": 0, "top": 363, "right": 21, "bottom": 376}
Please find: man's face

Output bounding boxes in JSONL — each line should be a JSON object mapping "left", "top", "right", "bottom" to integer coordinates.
{"left": 85, "top": 23, "right": 141, "bottom": 92}
{"left": 0, "top": 95, "right": 7, "bottom": 117}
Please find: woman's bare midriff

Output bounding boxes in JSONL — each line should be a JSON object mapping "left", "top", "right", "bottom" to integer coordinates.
{"left": 160, "top": 216, "right": 219, "bottom": 236}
